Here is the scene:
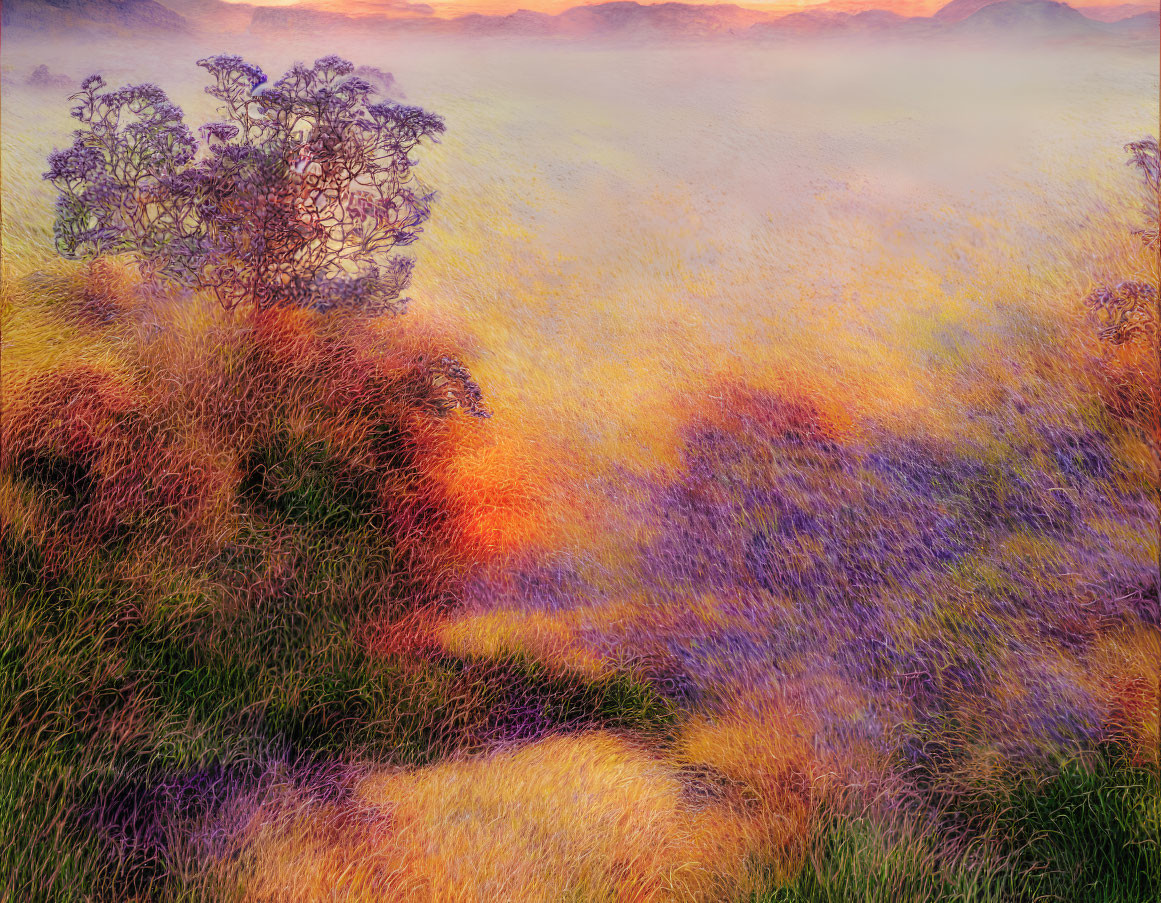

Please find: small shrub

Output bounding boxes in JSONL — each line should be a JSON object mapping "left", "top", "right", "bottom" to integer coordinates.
{"left": 1124, "top": 137, "right": 1159, "bottom": 250}
{"left": 1083, "top": 139, "right": 1160, "bottom": 442}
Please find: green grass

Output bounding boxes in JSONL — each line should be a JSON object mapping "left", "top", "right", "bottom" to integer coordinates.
{"left": 984, "top": 758, "right": 1160, "bottom": 903}
{"left": 757, "top": 757, "right": 1161, "bottom": 903}
{"left": 0, "top": 552, "right": 677, "bottom": 901}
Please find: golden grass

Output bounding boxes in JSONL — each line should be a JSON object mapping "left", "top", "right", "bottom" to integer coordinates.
{"left": 2, "top": 33, "right": 1157, "bottom": 901}
{"left": 230, "top": 732, "right": 774, "bottom": 902}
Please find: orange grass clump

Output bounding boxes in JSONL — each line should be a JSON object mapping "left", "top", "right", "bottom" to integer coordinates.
{"left": 438, "top": 606, "right": 619, "bottom": 680}
{"left": 675, "top": 697, "right": 839, "bottom": 882}
{"left": 1, "top": 360, "right": 233, "bottom": 577}
{"left": 435, "top": 419, "right": 548, "bottom": 559}
{"left": 1087, "top": 626, "right": 1161, "bottom": 768}
{"left": 1, "top": 265, "right": 505, "bottom": 614}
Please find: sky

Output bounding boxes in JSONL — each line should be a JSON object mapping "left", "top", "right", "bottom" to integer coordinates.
{"left": 218, "top": 0, "right": 1147, "bottom": 19}
{"left": 234, "top": 0, "right": 937, "bottom": 12}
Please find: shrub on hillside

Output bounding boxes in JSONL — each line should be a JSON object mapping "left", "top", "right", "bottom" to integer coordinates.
{"left": 0, "top": 272, "right": 487, "bottom": 613}
{"left": 1084, "top": 138, "right": 1160, "bottom": 441}
{"left": 1124, "top": 137, "right": 1159, "bottom": 250}
{"left": 22, "top": 52, "right": 491, "bottom": 611}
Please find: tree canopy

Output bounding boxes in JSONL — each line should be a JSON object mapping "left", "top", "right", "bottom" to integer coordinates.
{"left": 45, "top": 54, "right": 445, "bottom": 315}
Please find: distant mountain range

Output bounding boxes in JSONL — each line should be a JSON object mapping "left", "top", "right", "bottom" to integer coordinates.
{"left": 3, "top": 0, "right": 1157, "bottom": 41}
{"left": 2, "top": 0, "right": 189, "bottom": 33}
{"left": 1074, "top": 3, "right": 1156, "bottom": 22}
{"left": 243, "top": 0, "right": 1161, "bottom": 40}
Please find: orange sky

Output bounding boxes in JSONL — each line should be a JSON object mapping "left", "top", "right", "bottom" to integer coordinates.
{"left": 223, "top": 0, "right": 1144, "bottom": 19}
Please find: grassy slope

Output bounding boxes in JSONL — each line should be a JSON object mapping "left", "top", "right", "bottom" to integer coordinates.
{"left": 1, "top": 36, "right": 1159, "bottom": 903}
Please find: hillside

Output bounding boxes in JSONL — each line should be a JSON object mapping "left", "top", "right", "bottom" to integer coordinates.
{"left": 1, "top": 0, "right": 188, "bottom": 33}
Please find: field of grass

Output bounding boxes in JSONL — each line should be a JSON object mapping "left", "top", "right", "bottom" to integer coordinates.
{"left": 2, "top": 29, "right": 1159, "bottom": 903}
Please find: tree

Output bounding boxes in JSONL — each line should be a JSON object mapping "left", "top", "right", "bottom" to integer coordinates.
{"left": 1124, "top": 137, "right": 1159, "bottom": 251}
{"left": 45, "top": 54, "right": 446, "bottom": 315}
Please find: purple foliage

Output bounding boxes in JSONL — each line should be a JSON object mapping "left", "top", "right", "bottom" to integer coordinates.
{"left": 604, "top": 386, "right": 1155, "bottom": 761}
{"left": 44, "top": 55, "right": 446, "bottom": 315}
{"left": 1124, "top": 137, "right": 1159, "bottom": 246}
{"left": 466, "top": 555, "right": 601, "bottom": 614}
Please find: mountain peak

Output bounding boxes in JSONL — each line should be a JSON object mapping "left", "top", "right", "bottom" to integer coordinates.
{"left": 948, "top": 0, "right": 1098, "bottom": 33}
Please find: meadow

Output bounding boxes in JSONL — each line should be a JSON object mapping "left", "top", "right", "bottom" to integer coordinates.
{"left": 2, "top": 29, "right": 1159, "bottom": 902}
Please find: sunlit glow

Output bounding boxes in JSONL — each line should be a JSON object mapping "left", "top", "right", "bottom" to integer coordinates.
{"left": 212, "top": 0, "right": 1153, "bottom": 21}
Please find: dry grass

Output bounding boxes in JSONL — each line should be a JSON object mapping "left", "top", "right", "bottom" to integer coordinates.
{"left": 2, "top": 30, "right": 1158, "bottom": 903}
